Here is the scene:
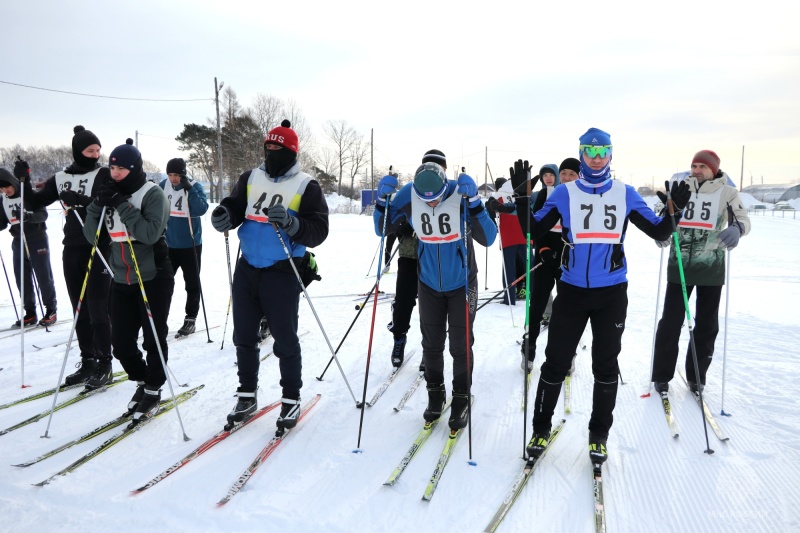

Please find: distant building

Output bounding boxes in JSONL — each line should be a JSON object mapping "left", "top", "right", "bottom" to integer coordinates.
{"left": 742, "top": 184, "right": 800, "bottom": 204}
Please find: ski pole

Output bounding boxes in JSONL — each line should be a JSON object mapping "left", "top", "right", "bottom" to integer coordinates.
{"left": 647, "top": 246, "right": 666, "bottom": 393}
{"left": 666, "top": 186, "right": 713, "bottom": 454}
{"left": 522, "top": 163, "right": 532, "bottom": 458}
{"left": 315, "top": 240, "right": 403, "bottom": 382}
{"left": 65, "top": 206, "right": 115, "bottom": 277}
{"left": 270, "top": 223, "right": 358, "bottom": 408}
{"left": 41, "top": 207, "right": 108, "bottom": 438}
{"left": 461, "top": 195, "right": 475, "bottom": 462}
{"left": 476, "top": 262, "right": 541, "bottom": 312}
{"left": 496, "top": 216, "right": 515, "bottom": 327}
{"left": 364, "top": 239, "right": 380, "bottom": 277}
{"left": 185, "top": 190, "right": 212, "bottom": 343}
{"left": 720, "top": 203, "right": 739, "bottom": 417}
{"left": 0, "top": 248, "right": 19, "bottom": 322}
{"left": 17, "top": 159, "right": 28, "bottom": 388}
{"left": 220, "top": 233, "right": 239, "bottom": 350}
{"left": 21, "top": 236, "right": 47, "bottom": 330}
{"left": 124, "top": 230, "right": 190, "bottom": 441}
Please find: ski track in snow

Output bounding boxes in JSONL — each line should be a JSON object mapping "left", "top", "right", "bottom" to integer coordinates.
{"left": 0, "top": 203, "right": 798, "bottom": 533}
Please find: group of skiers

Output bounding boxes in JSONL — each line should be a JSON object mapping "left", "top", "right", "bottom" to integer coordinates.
{"left": 1, "top": 122, "right": 750, "bottom": 458}
{"left": 374, "top": 127, "right": 749, "bottom": 465}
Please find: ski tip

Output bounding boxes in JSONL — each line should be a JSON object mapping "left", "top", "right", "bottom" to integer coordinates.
{"left": 467, "top": 460, "right": 478, "bottom": 466}
{"left": 352, "top": 448, "right": 364, "bottom": 454}
{"left": 11, "top": 462, "right": 32, "bottom": 468}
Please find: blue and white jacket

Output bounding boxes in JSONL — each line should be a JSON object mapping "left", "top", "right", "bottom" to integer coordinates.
{"left": 525, "top": 179, "right": 677, "bottom": 289}
{"left": 374, "top": 181, "right": 497, "bottom": 293}
{"left": 159, "top": 179, "right": 209, "bottom": 249}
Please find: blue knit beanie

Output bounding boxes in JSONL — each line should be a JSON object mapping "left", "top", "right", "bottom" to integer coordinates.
{"left": 579, "top": 128, "right": 612, "bottom": 147}
{"left": 109, "top": 139, "right": 142, "bottom": 171}
{"left": 578, "top": 128, "right": 612, "bottom": 184}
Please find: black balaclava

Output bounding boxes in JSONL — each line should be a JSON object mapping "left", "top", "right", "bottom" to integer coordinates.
{"left": 264, "top": 146, "right": 297, "bottom": 178}
{"left": 71, "top": 125, "right": 102, "bottom": 170}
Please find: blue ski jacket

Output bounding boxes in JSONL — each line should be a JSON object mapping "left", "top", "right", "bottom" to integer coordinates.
{"left": 374, "top": 181, "right": 497, "bottom": 293}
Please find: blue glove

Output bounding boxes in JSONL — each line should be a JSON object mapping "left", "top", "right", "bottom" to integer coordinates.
{"left": 211, "top": 205, "right": 232, "bottom": 232}
{"left": 377, "top": 174, "right": 398, "bottom": 203}
{"left": 457, "top": 173, "right": 480, "bottom": 207}
{"left": 718, "top": 222, "right": 743, "bottom": 249}
{"left": 265, "top": 203, "right": 300, "bottom": 236}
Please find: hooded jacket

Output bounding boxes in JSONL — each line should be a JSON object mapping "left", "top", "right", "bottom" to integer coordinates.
{"left": 666, "top": 172, "right": 750, "bottom": 286}
{"left": 374, "top": 181, "right": 497, "bottom": 293}
{"left": 0, "top": 173, "right": 49, "bottom": 241}
{"left": 159, "top": 178, "right": 209, "bottom": 248}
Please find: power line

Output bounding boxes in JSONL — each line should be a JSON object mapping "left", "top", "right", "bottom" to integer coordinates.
{"left": 0, "top": 80, "right": 214, "bottom": 102}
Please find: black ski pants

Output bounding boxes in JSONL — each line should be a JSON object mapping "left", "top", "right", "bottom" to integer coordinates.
{"left": 651, "top": 282, "right": 722, "bottom": 386}
{"left": 232, "top": 258, "right": 302, "bottom": 398}
{"left": 387, "top": 257, "right": 418, "bottom": 338}
{"left": 63, "top": 245, "right": 112, "bottom": 361}
{"left": 533, "top": 281, "right": 627, "bottom": 439}
{"left": 522, "top": 260, "right": 561, "bottom": 362}
{"left": 384, "top": 234, "right": 397, "bottom": 267}
{"left": 12, "top": 235, "right": 57, "bottom": 313}
{"left": 418, "top": 280, "right": 477, "bottom": 394}
{"left": 168, "top": 245, "right": 202, "bottom": 319}
{"left": 110, "top": 276, "right": 174, "bottom": 389}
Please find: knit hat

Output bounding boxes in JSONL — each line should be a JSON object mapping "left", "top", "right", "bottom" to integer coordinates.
{"left": 166, "top": 158, "right": 187, "bottom": 176}
{"left": 412, "top": 162, "right": 448, "bottom": 202}
{"left": 0, "top": 168, "right": 16, "bottom": 188}
{"left": 559, "top": 157, "right": 581, "bottom": 175}
{"left": 421, "top": 149, "right": 447, "bottom": 169}
{"left": 72, "top": 125, "right": 101, "bottom": 156}
{"left": 494, "top": 177, "right": 507, "bottom": 191}
{"left": 109, "top": 139, "right": 142, "bottom": 171}
{"left": 579, "top": 127, "right": 612, "bottom": 147}
{"left": 692, "top": 150, "right": 720, "bottom": 176}
{"left": 264, "top": 119, "right": 299, "bottom": 153}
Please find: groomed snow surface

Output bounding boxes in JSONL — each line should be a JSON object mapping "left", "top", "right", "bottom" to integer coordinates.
{"left": 0, "top": 198, "right": 798, "bottom": 533}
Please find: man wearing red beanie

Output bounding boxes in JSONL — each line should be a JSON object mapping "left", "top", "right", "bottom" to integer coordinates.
{"left": 652, "top": 149, "right": 751, "bottom": 395}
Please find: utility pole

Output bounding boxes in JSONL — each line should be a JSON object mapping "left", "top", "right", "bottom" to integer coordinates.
{"left": 484, "top": 146, "right": 488, "bottom": 196}
{"left": 739, "top": 145, "right": 745, "bottom": 191}
{"left": 370, "top": 128, "right": 374, "bottom": 204}
{"left": 135, "top": 130, "right": 139, "bottom": 148}
{"left": 215, "top": 77, "right": 224, "bottom": 201}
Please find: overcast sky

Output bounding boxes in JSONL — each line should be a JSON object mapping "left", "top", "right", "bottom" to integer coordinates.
{"left": 1, "top": 0, "right": 798, "bottom": 189}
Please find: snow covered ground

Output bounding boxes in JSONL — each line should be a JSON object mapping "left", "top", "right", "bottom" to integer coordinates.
{"left": 0, "top": 196, "right": 798, "bottom": 533}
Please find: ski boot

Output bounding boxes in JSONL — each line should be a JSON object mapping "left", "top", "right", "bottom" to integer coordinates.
{"left": 526, "top": 430, "right": 551, "bottom": 460}
{"left": 84, "top": 359, "right": 113, "bottom": 391}
{"left": 127, "top": 382, "right": 146, "bottom": 415}
{"left": 130, "top": 387, "right": 161, "bottom": 427}
{"left": 225, "top": 389, "right": 257, "bottom": 430}
{"left": 64, "top": 357, "right": 99, "bottom": 386}
{"left": 39, "top": 308, "right": 57, "bottom": 327}
{"left": 12, "top": 311, "right": 37, "bottom": 328}
{"left": 390, "top": 335, "right": 407, "bottom": 368}
{"left": 423, "top": 383, "right": 446, "bottom": 422}
{"left": 653, "top": 381, "right": 669, "bottom": 395}
{"left": 176, "top": 316, "right": 196, "bottom": 338}
{"left": 448, "top": 391, "right": 470, "bottom": 431}
{"left": 588, "top": 432, "right": 608, "bottom": 465}
{"left": 276, "top": 397, "right": 301, "bottom": 434}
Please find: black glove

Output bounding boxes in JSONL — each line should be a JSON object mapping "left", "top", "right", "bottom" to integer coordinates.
{"left": 95, "top": 183, "right": 130, "bottom": 208}
{"left": 10, "top": 208, "right": 27, "bottom": 223}
{"left": 211, "top": 205, "right": 232, "bottom": 232}
{"left": 13, "top": 158, "right": 30, "bottom": 180}
{"left": 509, "top": 160, "right": 539, "bottom": 194}
{"left": 179, "top": 176, "right": 192, "bottom": 192}
{"left": 486, "top": 196, "right": 500, "bottom": 217}
{"left": 59, "top": 190, "right": 92, "bottom": 208}
{"left": 539, "top": 247, "right": 558, "bottom": 269}
{"left": 658, "top": 180, "right": 691, "bottom": 211}
{"left": 265, "top": 203, "right": 300, "bottom": 236}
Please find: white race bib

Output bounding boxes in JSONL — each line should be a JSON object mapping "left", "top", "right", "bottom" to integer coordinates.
{"left": 2, "top": 197, "right": 22, "bottom": 225}
{"left": 165, "top": 187, "right": 189, "bottom": 219}
{"left": 566, "top": 181, "right": 626, "bottom": 244}
{"left": 545, "top": 186, "right": 563, "bottom": 233}
{"left": 55, "top": 168, "right": 100, "bottom": 197}
{"left": 411, "top": 191, "right": 462, "bottom": 243}
{"left": 245, "top": 168, "right": 305, "bottom": 223}
{"left": 104, "top": 182, "right": 157, "bottom": 242}
{"left": 678, "top": 187, "right": 723, "bottom": 231}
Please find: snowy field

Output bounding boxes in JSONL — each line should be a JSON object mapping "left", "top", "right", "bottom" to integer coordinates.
{"left": 0, "top": 194, "right": 798, "bottom": 533}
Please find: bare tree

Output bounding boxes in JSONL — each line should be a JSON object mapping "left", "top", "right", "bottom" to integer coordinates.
{"left": 248, "top": 93, "right": 282, "bottom": 135}
{"left": 323, "top": 120, "right": 356, "bottom": 195}
{"left": 346, "top": 132, "right": 370, "bottom": 193}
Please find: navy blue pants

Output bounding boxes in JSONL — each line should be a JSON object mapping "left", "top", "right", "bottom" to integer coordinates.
{"left": 232, "top": 258, "right": 302, "bottom": 398}
{"left": 169, "top": 245, "right": 202, "bottom": 319}
{"left": 12, "top": 235, "right": 57, "bottom": 313}
{"left": 501, "top": 245, "right": 528, "bottom": 305}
